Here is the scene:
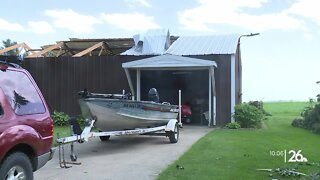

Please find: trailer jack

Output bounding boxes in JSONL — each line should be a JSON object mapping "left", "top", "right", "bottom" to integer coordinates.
{"left": 58, "top": 134, "right": 81, "bottom": 168}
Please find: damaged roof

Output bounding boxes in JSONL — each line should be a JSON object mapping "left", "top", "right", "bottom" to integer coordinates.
{"left": 24, "top": 32, "right": 239, "bottom": 58}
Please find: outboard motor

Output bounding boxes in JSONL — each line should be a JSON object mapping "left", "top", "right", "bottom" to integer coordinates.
{"left": 148, "top": 88, "right": 159, "bottom": 103}
{"left": 69, "top": 116, "right": 82, "bottom": 135}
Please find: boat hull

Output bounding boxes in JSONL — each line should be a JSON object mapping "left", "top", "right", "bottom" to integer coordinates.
{"left": 79, "top": 98, "right": 178, "bottom": 131}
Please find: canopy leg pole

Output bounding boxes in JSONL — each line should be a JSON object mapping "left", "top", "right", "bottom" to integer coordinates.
{"left": 136, "top": 69, "right": 141, "bottom": 101}
{"left": 209, "top": 69, "right": 212, "bottom": 126}
{"left": 210, "top": 67, "right": 216, "bottom": 126}
{"left": 124, "top": 69, "right": 135, "bottom": 100}
{"left": 179, "top": 90, "right": 182, "bottom": 128}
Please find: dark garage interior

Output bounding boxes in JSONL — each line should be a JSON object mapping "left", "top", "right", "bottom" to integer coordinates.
{"left": 140, "top": 70, "right": 209, "bottom": 125}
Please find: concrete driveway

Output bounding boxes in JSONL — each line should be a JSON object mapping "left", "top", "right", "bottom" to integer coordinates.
{"left": 35, "top": 126, "right": 213, "bottom": 180}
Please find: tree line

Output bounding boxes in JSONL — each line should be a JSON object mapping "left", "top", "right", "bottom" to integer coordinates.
{"left": 0, "top": 39, "right": 20, "bottom": 56}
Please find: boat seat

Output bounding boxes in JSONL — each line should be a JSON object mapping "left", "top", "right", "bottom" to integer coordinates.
{"left": 69, "top": 117, "right": 82, "bottom": 135}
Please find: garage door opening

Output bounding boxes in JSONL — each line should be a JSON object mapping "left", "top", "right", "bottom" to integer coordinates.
{"left": 122, "top": 55, "right": 217, "bottom": 126}
{"left": 140, "top": 70, "right": 210, "bottom": 125}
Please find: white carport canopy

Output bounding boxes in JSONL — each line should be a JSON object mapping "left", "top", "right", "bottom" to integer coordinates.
{"left": 122, "top": 54, "right": 217, "bottom": 126}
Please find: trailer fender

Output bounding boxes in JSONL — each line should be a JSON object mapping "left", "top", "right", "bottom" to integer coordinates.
{"left": 165, "top": 119, "right": 178, "bottom": 132}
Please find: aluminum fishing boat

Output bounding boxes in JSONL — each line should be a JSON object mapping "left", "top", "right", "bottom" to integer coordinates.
{"left": 78, "top": 89, "right": 179, "bottom": 131}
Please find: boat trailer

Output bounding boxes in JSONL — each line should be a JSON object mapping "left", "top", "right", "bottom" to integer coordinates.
{"left": 56, "top": 118, "right": 179, "bottom": 168}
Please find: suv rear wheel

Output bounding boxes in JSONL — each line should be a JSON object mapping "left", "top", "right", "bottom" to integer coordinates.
{"left": 0, "top": 152, "right": 33, "bottom": 180}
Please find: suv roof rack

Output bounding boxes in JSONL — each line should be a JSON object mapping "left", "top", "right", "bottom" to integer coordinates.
{"left": 0, "top": 60, "right": 21, "bottom": 68}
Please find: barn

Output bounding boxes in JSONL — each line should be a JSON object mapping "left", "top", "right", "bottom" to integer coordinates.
{"left": 165, "top": 35, "right": 242, "bottom": 125}
{"left": 1, "top": 31, "right": 246, "bottom": 126}
{"left": 119, "top": 32, "right": 242, "bottom": 126}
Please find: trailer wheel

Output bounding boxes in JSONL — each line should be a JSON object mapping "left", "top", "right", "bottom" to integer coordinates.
{"left": 98, "top": 130, "right": 110, "bottom": 141}
{"left": 0, "top": 152, "right": 33, "bottom": 180}
{"left": 167, "top": 123, "right": 179, "bottom": 143}
{"left": 99, "top": 135, "right": 110, "bottom": 141}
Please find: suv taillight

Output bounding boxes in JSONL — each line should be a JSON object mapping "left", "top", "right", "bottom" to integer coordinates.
{"left": 50, "top": 118, "right": 54, "bottom": 136}
{"left": 0, "top": 64, "right": 8, "bottom": 71}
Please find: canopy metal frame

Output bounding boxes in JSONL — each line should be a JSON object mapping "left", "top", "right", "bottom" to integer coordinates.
{"left": 122, "top": 55, "right": 217, "bottom": 126}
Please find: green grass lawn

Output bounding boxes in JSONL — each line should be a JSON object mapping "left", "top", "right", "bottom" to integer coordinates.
{"left": 53, "top": 126, "right": 71, "bottom": 146}
{"left": 53, "top": 125, "right": 96, "bottom": 146}
{"left": 158, "top": 102, "right": 320, "bottom": 180}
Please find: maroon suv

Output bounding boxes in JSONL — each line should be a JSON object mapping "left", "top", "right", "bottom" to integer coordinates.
{"left": 0, "top": 62, "right": 54, "bottom": 180}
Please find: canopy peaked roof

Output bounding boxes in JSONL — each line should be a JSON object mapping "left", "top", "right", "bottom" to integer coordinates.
{"left": 122, "top": 54, "right": 217, "bottom": 70}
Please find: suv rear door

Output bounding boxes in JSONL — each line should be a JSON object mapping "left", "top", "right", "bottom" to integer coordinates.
{"left": 0, "top": 68, "right": 53, "bottom": 153}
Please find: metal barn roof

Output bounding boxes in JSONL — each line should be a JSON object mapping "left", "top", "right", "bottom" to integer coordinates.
{"left": 165, "top": 34, "right": 240, "bottom": 55}
{"left": 122, "top": 54, "right": 217, "bottom": 70}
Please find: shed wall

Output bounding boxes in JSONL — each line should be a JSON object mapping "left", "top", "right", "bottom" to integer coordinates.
{"left": 23, "top": 56, "right": 149, "bottom": 115}
{"left": 23, "top": 54, "right": 239, "bottom": 126}
{"left": 187, "top": 55, "right": 231, "bottom": 126}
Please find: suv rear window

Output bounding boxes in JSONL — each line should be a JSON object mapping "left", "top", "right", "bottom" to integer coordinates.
{"left": 0, "top": 69, "right": 45, "bottom": 115}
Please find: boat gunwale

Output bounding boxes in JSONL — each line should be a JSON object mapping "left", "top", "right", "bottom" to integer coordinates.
{"left": 80, "top": 97, "right": 179, "bottom": 109}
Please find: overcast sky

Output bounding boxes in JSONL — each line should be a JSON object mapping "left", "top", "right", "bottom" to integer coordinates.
{"left": 0, "top": 0, "right": 319, "bottom": 101}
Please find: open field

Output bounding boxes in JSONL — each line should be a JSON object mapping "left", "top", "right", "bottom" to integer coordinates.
{"left": 158, "top": 102, "right": 320, "bottom": 179}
